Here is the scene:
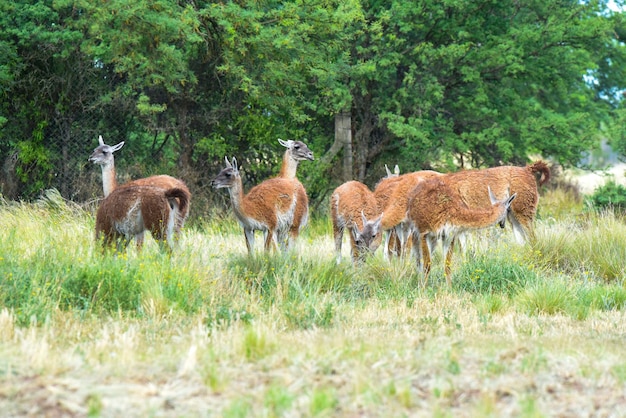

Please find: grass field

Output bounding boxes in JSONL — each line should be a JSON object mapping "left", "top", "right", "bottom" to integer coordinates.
{"left": 1, "top": 189, "right": 625, "bottom": 417}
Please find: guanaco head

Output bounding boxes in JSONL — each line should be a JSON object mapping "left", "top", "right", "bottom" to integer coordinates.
{"left": 211, "top": 156, "right": 241, "bottom": 189}
{"left": 278, "top": 138, "right": 314, "bottom": 161}
{"left": 488, "top": 186, "right": 517, "bottom": 228}
{"left": 352, "top": 211, "right": 384, "bottom": 258}
{"left": 89, "top": 135, "right": 125, "bottom": 166}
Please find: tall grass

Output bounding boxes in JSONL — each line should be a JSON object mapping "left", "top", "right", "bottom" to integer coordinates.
{"left": 1, "top": 192, "right": 625, "bottom": 328}
{"left": 532, "top": 211, "right": 626, "bottom": 281}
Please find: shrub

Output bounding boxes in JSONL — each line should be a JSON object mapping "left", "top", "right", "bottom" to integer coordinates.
{"left": 587, "top": 180, "right": 626, "bottom": 213}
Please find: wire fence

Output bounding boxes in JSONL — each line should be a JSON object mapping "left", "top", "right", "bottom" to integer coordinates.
{"left": 1, "top": 112, "right": 205, "bottom": 208}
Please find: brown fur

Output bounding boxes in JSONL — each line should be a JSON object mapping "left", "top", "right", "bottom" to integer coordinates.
{"left": 276, "top": 139, "right": 314, "bottom": 249}
{"left": 442, "top": 161, "right": 550, "bottom": 243}
{"left": 95, "top": 185, "right": 189, "bottom": 253}
{"left": 89, "top": 136, "right": 191, "bottom": 245}
{"left": 331, "top": 181, "right": 383, "bottom": 264}
{"left": 407, "top": 178, "right": 516, "bottom": 286}
{"left": 373, "top": 167, "right": 402, "bottom": 257}
{"left": 212, "top": 157, "right": 299, "bottom": 254}
{"left": 373, "top": 170, "right": 443, "bottom": 257}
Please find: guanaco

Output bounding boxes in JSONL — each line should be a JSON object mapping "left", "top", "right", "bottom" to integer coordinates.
{"left": 212, "top": 157, "right": 299, "bottom": 254}
{"left": 441, "top": 161, "right": 549, "bottom": 243}
{"left": 276, "top": 139, "right": 314, "bottom": 249}
{"left": 95, "top": 185, "right": 189, "bottom": 254}
{"left": 407, "top": 177, "right": 516, "bottom": 286}
{"left": 374, "top": 169, "right": 443, "bottom": 258}
{"left": 89, "top": 135, "right": 191, "bottom": 246}
{"left": 330, "top": 181, "right": 383, "bottom": 264}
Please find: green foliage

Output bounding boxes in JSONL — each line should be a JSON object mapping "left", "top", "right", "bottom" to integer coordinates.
{"left": 575, "top": 283, "right": 626, "bottom": 311}
{"left": 474, "top": 293, "right": 509, "bottom": 322}
{"left": 226, "top": 253, "right": 356, "bottom": 303}
{"left": 86, "top": 393, "right": 103, "bottom": 418}
{"left": 264, "top": 384, "right": 294, "bottom": 417}
{"left": 310, "top": 388, "right": 339, "bottom": 416}
{"left": 222, "top": 399, "right": 253, "bottom": 418}
{"left": 242, "top": 327, "right": 276, "bottom": 361}
{"left": 612, "top": 364, "right": 626, "bottom": 384}
{"left": 2, "top": 0, "right": 625, "bottom": 206}
{"left": 587, "top": 180, "right": 626, "bottom": 213}
{"left": 14, "top": 122, "right": 53, "bottom": 187}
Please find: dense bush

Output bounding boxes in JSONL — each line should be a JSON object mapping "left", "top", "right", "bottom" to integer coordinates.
{"left": 587, "top": 180, "right": 626, "bottom": 213}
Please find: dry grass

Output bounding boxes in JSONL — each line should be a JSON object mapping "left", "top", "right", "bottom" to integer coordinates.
{"left": 0, "top": 301, "right": 625, "bottom": 417}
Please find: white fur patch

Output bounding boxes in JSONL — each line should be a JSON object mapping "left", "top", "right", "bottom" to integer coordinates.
{"left": 166, "top": 200, "right": 178, "bottom": 247}
{"left": 276, "top": 192, "right": 297, "bottom": 232}
{"left": 114, "top": 199, "right": 144, "bottom": 237}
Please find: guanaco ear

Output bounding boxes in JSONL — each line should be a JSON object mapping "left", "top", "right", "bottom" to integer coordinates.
{"left": 98, "top": 135, "right": 105, "bottom": 146}
{"left": 394, "top": 165, "right": 400, "bottom": 175}
{"left": 374, "top": 212, "right": 384, "bottom": 229}
{"left": 224, "top": 156, "right": 232, "bottom": 168}
{"left": 278, "top": 138, "right": 292, "bottom": 148}
{"left": 368, "top": 213, "right": 383, "bottom": 236}
{"left": 111, "top": 141, "right": 125, "bottom": 152}
{"left": 506, "top": 193, "right": 517, "bottom": 206}
{"left": 385, "top": 164, "right": 392, "bottom": 177}
{"left": 361, "top": 210, "right": 368, "bottom": 226}
{"left": 231, "top": 157, "right": 239, "bottom": 172}
{"left": 488, "top": 186, "right": 497, "bottom": 204}
{"left": 351, "top": 225, "right": 363, "bottom": 244}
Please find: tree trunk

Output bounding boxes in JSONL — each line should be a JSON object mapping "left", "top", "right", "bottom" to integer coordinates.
{"left": 335, "top": 110, "right": 352, "bottom": 181}
{"left": 1, "top": 151, "right": 19, "bottom": 199}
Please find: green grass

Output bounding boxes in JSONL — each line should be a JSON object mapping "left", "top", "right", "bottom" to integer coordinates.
{"left": 1, "top": 193, "right": 626, "bottom": 416}
{"left": 2, "top": 196, "right": 625, "bottom": 325}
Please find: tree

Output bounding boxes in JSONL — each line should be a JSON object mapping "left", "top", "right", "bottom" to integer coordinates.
{"left": 346, "top": 0, "right": 626, "bottom": 186}
{"left": 2, "top": 0, "right": 625, "bottom": 209}
{"left": 202, "top": 0, "right": 362, "bottom": 193}
{"left": 0, "top": 0, "right": 108, "bottom": 198}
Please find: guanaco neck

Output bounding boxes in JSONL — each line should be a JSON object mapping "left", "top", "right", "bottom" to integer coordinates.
{"left": 226, "top": 177, "right": 249, "bottom": 223}
{"left": 101, "top": 161, "right": 118, "bottom": 197}
{"left": 279, "top": 149, "right": 299, "bottom": 179}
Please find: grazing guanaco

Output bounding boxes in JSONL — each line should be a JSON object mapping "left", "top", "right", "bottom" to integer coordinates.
{"left": 375, "top": 165, "right": 400, "bottom": 257}
{"left": 95, "top": 185, "right": 190, "bottom": 253}
{"left": 374, "top": 169, "right": 443, "bottom": 258}
{"left": 89, "top": 135, "right": 191, "bottom": 246}
{"left": 442, "top": 161, "right": 549, "bottom": 243}
{"left": 276, "top": 139, "right": 314, "bottom": 249}
{"left": 330, "top": 181, "right": 383, "bottom": 264}
{"left": 373, "top": 166, "right": 402, "bottom": 258}
{"left": 407, "top": 177, "right": 516, "bottom": 286}
{"left": 212, "top": 157, "right": 299, "bottom": 254}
